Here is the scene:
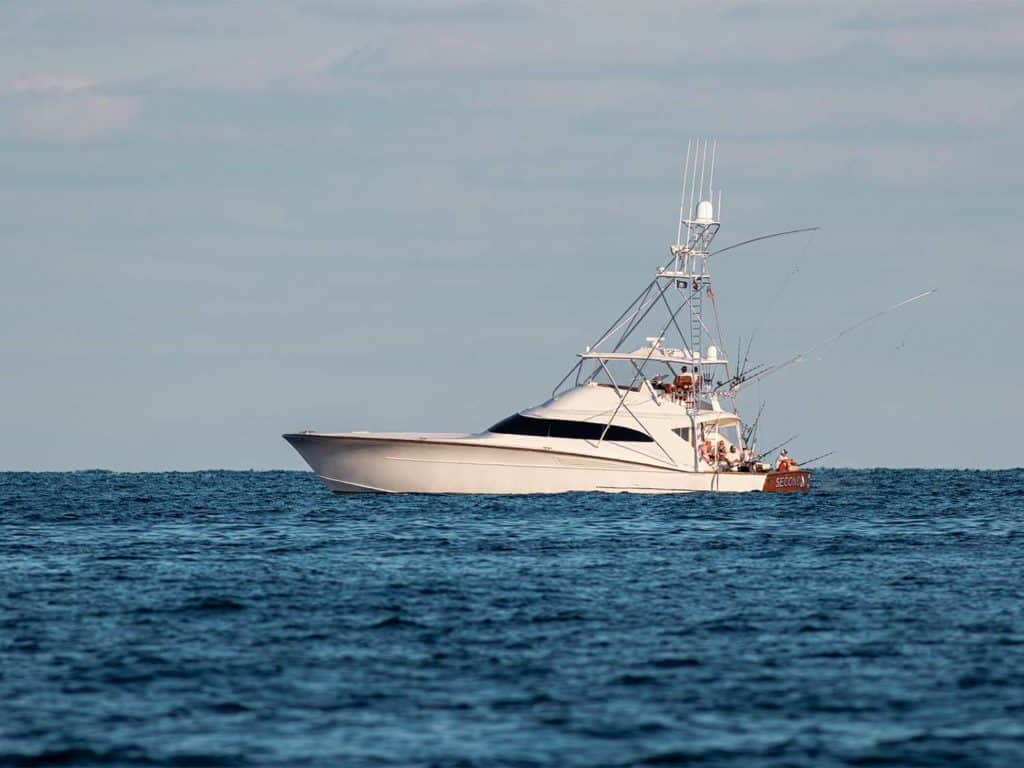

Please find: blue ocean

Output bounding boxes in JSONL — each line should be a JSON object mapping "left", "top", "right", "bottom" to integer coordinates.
{"left": 2, "top": 470, "right": 1022, "bottom": 767}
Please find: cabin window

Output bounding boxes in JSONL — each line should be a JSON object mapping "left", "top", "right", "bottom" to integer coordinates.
{"left": 708, "top": 424, "right": 740, "bottom": 447}
{"left": 487, "top": 414, "right": 654, "bottom": 442}
{"left": 672, "top": 427, "right": 691, "bottom": 442}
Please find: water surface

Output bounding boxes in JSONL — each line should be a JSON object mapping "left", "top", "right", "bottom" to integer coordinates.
{"left": 2, "top": 469, "right": 1023, "bottom": 766}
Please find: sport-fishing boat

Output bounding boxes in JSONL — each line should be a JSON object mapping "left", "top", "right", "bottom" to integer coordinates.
{"left": 285, "top": 141, "right": 817, "bottom": 494}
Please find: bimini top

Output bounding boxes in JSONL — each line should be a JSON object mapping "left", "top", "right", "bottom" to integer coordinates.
{"left": 579, "top": 344, "right": 728, "bottom": 366}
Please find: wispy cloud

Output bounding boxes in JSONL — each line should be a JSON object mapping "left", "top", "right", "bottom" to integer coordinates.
{"left": 11, "top": 74, "right": 97, "bottom": 94}
{"left": 16, "top": 92, "right": 139, "bottom": 141}
{"left": 5, "top": 71, "right": 139, "bottom": 141}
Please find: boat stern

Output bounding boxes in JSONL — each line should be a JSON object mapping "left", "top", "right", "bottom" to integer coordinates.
{"left": 762, "top": 470, "right": 812, "bottom": 493}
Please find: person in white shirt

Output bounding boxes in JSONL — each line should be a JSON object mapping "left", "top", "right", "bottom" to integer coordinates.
{"left": 776, "top": 449, "right": 792, "bottom": 472}
{"left": 726, "top": 445, "right": 740, "bottom": 469}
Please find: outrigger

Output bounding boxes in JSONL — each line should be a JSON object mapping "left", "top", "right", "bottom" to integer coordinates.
{"left": 285, "top": 141, "right": 927, "bottom": 494}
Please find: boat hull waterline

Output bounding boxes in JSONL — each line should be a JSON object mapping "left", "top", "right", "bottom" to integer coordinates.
{"left": 284, "top": 433, "right": 810, "bottom": 494}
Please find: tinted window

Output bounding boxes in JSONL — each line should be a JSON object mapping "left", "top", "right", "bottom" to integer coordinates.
{"left": 672, "top": 427, "right": 691, "bottom": 442}
{"left": 487, "top": 414, "right": 653, "bottom": 442}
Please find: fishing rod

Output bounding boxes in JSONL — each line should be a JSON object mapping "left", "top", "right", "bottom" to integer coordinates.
{"left": 758, "top": 434, "right": 798, "bottom": 459}
{"left": 731, "top": 289, "right": 936, "bottom": 392}
{"left": 708, "top": 227, "right": 820, "bottom": 259}
{"left": 742, "top": 402, "right": 765, "bottom": 447}
{"left": 740, "top": 259, "right": 805, "bottom": 373}
{"left": 716, "top": 361, "right": 770, "bottom": 392}
{"left": 739, "top": 333, "right": 755, "bottom": 382}
{"left": 795, "top": 450, "right": 835, "bottom": 467}
{"left": 735, "top": 335, "right": 743, "bottom": 383}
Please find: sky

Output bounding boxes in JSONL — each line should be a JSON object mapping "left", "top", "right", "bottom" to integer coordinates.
{"left": 1, "top": 0, "right": 1022, "bottom": 471}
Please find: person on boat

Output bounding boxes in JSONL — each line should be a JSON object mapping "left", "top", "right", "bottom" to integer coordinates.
{"left": 741, "top": 447, "right": 761, "bottom": 471}
{"left": 673, "top": 367, "right": 693, "bottom": 402}
{"left": 716, "top": 439, "right": 728, "bottom": 465}
{"left": 699, "top": 438, "right": 712, "bottom": 465}
{"left": 727, "top": 445, "right": 740, "bottom": 469}
{"left": 776, "top": 449, "right": 792, "bottom": 472}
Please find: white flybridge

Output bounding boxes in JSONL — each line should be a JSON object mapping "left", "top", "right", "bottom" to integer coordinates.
{"left": 285, "top": 140, "right": 813, "bottom": 494}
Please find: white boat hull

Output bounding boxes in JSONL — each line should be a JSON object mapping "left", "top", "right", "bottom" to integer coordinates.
{"left": 283, "top": 433, "right": 806, "bottom": 494}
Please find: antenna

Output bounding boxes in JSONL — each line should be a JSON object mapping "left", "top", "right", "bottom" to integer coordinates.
{"left": 687, "top": 138, "right": 699, "bottom": 227}
{"left": 676, "top": 139, "right": 691, "bottom": 247}
{"left": 708, "top": 139, "right": 717, "bottom": 203}
{"left": 698, "top": 138, "right": 707, "bottom": 209}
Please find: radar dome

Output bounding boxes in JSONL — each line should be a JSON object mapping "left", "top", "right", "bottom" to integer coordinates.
{"left": 695, "top": 200, "right": 714, "bottom": 223}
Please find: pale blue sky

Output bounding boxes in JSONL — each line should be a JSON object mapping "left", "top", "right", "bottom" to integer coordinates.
{"left": 2, "top": 1, "right": 1022, "bottom": 470}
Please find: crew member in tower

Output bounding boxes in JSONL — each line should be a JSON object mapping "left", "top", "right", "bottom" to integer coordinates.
{"left": 674, "top": 367, "right": 693, "bottom": 402}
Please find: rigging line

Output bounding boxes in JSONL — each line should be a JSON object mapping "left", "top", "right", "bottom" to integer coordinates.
{"left": 698, "top": 313, "right": 715, "bottom": 341}
{"left": 629, "top": 359, "right": 661, "bottom": 403}
{"left": 657, "top": 290, "right": 697, "bottom": 354}
{"left": 656, "top": 288, "right": 694, "bottom": 353}
{"left": 599, "top": 347, "right": 656, "bottom": 435}
{"left": 895, "top": 306, "right": 924, "bottom": 351}
{"left": 610, "top": 289, "right": 663, "bottom": 353}
{"left": 590, "top": 279, "right": 657, "bottom": 350}
{"left": 762, "top": 229, "right": 815, "bottom": 312}
{"left": 599, "top": 291, "right": 696, "bottom": 449}
{"left": 708, "top": 227, "right": 820, "bottom": 259}
{"left": 582, "top": 283, "right": 661, "bottom": 386}
{"left": 551, "top": 359, "right": 584, "bottom": 397}
{"left": 573, "top": 276, "right": 659, "bottom": 387}
{"left": 736, "top": 289, "right": 937, "bottom": 390}
{"left": 708, "top": 291, "right": 729, "bottom": 379}
{"left": 612, "top": 273, "right": 678, "bottom": 353}
{"left": 743, "top": 227, "right": 817, "bottom": 374}
{"left": 596, "top": 357, "right": 674, "bottom": 465}
{"left": 621, "top": 295, "right": 696, "bottom": 401}
{"left": 592, "top": 248, "right": 681, "bottom": 351}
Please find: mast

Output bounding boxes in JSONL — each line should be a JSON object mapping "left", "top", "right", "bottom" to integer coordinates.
{"left": 665, "top": 138, "right": 722, "bottom": 468}
{"left": 553, "top": 139, "right": 731, "bottom": 471}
